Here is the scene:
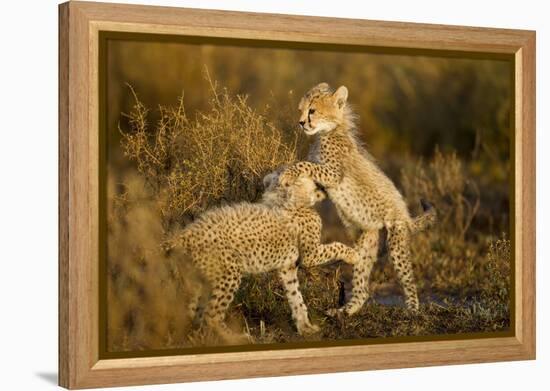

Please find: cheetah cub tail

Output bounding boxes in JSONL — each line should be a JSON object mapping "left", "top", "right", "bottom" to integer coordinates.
{"left": 410, "top": 199, "right": 437, "bottom": 233}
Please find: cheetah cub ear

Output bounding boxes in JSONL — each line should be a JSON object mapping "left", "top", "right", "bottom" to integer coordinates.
{"left": 262, "top": 171, "right": 279, "bottom": 190}
{"left": 313, "top": 82, "right": 330, "bottom": 93}
{"left": 333, "top": 86, "right": 348, "bottom": 109}
{"left": 263, "top": 165, "right": 288, "bottom": 189}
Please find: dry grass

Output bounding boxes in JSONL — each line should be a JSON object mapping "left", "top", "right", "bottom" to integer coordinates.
{"left": 107, "top": 82, "right": 511, "bottom": 352}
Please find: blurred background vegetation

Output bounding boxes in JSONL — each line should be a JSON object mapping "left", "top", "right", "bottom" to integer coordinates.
{"left": 105, "top": 36, "right": 513, "bottom": 353}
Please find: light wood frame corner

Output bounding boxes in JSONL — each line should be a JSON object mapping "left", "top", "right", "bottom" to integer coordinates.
{"left": 59, "top": 1, "right": 536, "bottom": 389}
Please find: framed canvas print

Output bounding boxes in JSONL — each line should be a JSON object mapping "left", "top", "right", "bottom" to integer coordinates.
{"left": 58, "top": 1, "right": 536, "bottom": 389}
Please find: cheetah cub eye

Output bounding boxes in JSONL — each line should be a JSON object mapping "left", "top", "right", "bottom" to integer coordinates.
{"left": 313, "top": 188, "right": 326, "bottom": 203}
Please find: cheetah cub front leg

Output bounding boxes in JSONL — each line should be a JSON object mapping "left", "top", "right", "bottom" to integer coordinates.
{"left": 279, "top": 264, "right": 319, "bottom": 335}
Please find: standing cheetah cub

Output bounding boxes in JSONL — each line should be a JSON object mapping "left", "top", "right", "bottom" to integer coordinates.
{"left": 165, "top": 170, "right": 360, "bottom": 337}
{"left": 280, "top": 83, "right": 436, "bottom": 313}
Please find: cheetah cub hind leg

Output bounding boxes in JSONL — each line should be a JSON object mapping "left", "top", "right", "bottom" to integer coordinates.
{"left": 200, "top": 268, "right": 253, "bottom": 344}
{"left": 326, "top": 230, "right": 380, "bottom": 317}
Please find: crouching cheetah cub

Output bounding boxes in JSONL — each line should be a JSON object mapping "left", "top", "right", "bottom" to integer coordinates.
{"left": 280, "top": 83, "right": 436, "bottom": 313}
{"left": 165, "top": 170, "right": 360, "bottom": 338}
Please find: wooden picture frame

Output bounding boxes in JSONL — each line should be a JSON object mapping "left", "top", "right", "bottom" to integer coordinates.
{"left": 59, "top": 1, "right": 536, "bottom": 388}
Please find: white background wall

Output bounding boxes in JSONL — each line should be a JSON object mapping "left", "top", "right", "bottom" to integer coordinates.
{"left": 0, "top": 0, "right": 546, "bottom": 389}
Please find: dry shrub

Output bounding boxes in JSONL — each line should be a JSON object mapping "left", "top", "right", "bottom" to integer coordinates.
{"left": 119, "top": 76, "right": 301, "bottom": 229}
{"left": 107, "top": 174, "right": 197, "bottom": 351}
{"left": 401, "top": 147, "right": 480, "bottom": 240}
{"left": 387, "top": 148, "right": 476, "bottom": 294}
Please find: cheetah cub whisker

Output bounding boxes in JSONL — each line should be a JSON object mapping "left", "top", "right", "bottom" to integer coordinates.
{"left": 280, "top": 83, "right": 437, "bottom": 314}
{"left": 164, "top": 169, "right": 361, "bottom": 338}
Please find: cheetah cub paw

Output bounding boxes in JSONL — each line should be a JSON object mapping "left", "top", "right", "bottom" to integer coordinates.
{"left": 297, "top": 321, "right": 320, "bottom": 335}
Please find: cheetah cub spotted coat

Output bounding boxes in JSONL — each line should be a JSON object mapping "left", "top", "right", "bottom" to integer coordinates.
{"left": 280, "top": 83, "right": 436, "bottom": 313}
{"left": 166, "top": 171, "right": 360, "bottom": 337}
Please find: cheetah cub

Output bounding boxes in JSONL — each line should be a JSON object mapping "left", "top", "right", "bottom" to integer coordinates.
{"left": 280, "top": 83, "right": 436, "bottom": 313}
{"left": 166, "top": 170, "right": 360, "bottom": 338}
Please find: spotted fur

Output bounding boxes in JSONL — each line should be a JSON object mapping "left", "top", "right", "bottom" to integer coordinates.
{"left": 280, "top": 83, "right": 436, "bottom": 313}
{"left": 166, "top": 171, "right": 360, "bottom": 337}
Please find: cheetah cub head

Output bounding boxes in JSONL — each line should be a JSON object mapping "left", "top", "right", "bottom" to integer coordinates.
{"left": 262, "top": 169, "right": 326, "bottom": 208}
{"left": 298, "top": 82, "right": 351, "bottom": 136}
